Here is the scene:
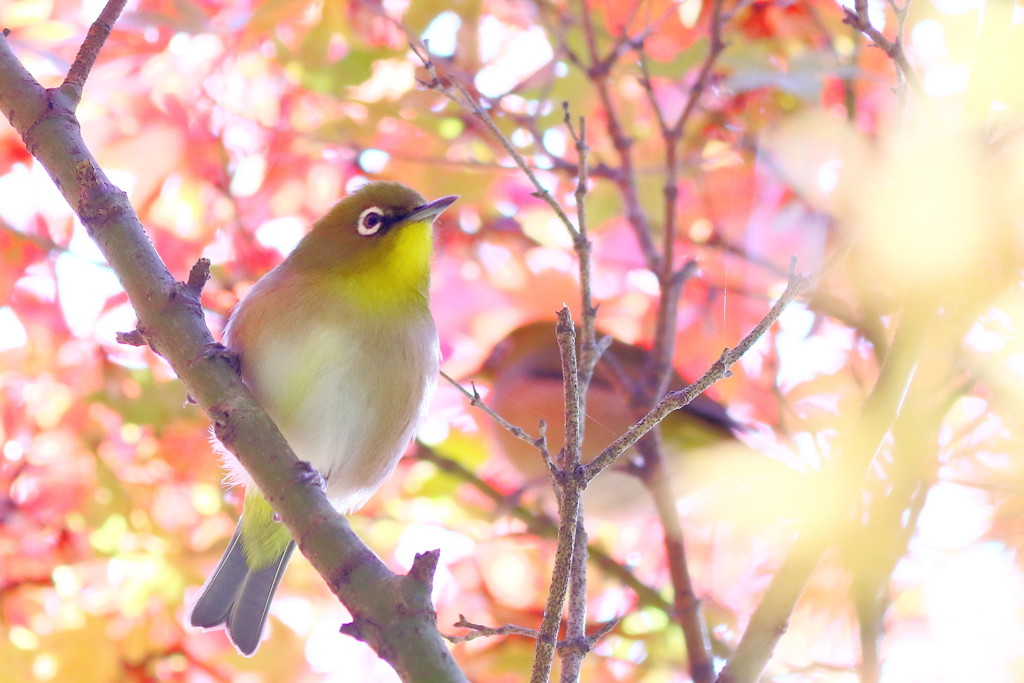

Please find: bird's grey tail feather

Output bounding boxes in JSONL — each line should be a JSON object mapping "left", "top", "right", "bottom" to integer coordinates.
{"left": 225, "top": 541, "right": 296, "bottom": 656}
{"left": 189, "top": 522, "right": 248, "bottom": 629}
{"left": 189, "top": 518, "right": 296, "bottom": 656}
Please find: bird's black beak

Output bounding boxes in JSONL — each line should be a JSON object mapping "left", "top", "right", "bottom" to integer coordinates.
{"left": 400, "top": 195, "right": 459, "bottom": 225}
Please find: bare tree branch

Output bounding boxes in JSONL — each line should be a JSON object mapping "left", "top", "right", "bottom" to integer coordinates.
{"left": 530, "top": 310, "right": 586, "bottom": 683}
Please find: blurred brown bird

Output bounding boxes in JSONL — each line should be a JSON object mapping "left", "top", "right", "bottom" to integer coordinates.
{"left": 481, "top": 322, "right": 785, "bottom": 520}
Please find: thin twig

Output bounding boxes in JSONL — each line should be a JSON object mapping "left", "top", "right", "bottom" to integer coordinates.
{"left": 585, "top": 231, "right": 856, "bottom": 481}
{"left": 563, "top": 105, "right": 598, "bottom": 368}
{"left": 447, "top": 616, "right": 542, "bottom": 644}
{"left": 671, "top": 0, "right": 728, "bottom": 139}
{"left": 60, "top": 0, "right": 128, "bottom": 106}
{"left": 440, "top": 371, "right": 548, "bottom": 456}
{"left": 411, "top": 43, "right": 581, "bottom": 241}
{"left": 446, "top": 614, "right": 619, "bottom": 652}
{"left": 842, "top": 0, "right": 921, "bottom": 95}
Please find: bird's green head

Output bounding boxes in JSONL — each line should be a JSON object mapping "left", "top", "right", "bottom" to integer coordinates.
{"left": 292, "top": 181, "right": 457, "bottom": 311}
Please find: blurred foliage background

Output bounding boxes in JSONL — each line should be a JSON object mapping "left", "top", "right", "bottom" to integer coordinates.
{"left": 2, "top": 0, "right": 1024, "bottom": 681}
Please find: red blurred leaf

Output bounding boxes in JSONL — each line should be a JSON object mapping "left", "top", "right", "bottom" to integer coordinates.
{"left": 0, "top": 228, "right": 48, "bottom": 302}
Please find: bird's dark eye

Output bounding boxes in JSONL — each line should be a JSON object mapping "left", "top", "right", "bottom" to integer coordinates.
{"left": 357, "top": 207, "right": 385, "bottom": 236}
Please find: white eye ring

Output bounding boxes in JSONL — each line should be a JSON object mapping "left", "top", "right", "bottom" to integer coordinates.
{"left": 357, "top": 207, "right": 385, "bottom": 236}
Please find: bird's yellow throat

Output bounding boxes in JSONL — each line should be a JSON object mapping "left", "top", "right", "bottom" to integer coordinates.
{"left": 331, "top": 219, "right": 434, "bottom": 312}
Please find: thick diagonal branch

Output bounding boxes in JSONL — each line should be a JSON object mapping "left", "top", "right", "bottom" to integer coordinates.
{"left": 0, "top": 29, "right": 465, "bottom": 683}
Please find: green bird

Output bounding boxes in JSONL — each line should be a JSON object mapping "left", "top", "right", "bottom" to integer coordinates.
{"left": 189, "top": 181, "right": 457, "bottom": 655}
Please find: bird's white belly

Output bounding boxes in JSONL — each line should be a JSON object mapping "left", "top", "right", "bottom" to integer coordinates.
{"left": 235, "top": 321, "right": 436, "bottom": 512}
